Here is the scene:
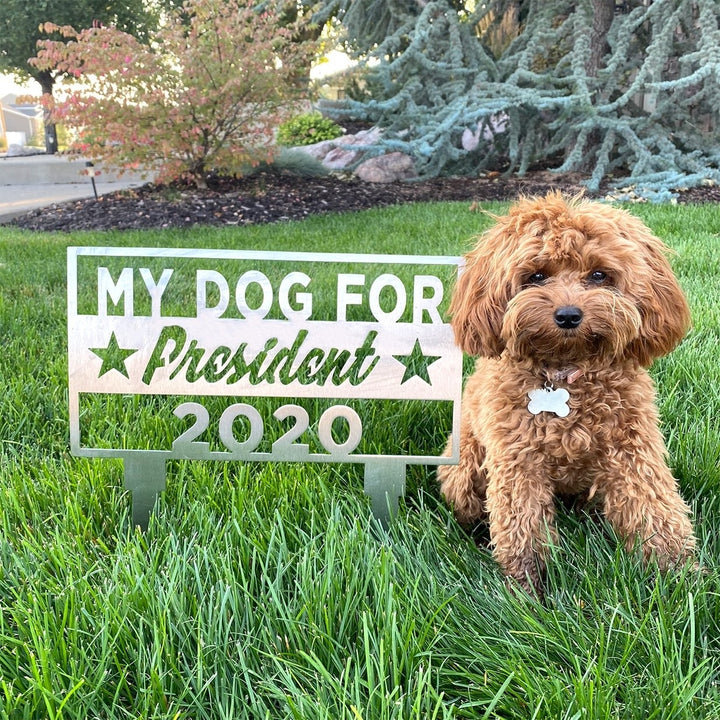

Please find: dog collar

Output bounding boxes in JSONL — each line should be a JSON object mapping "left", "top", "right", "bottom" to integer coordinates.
{"left": 543, "top": 365, "right": 583, "bottom": 384}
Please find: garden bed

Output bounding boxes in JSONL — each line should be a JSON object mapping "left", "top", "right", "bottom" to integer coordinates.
{"left": 11, "top": 168, "right": 720, "bottom": 233}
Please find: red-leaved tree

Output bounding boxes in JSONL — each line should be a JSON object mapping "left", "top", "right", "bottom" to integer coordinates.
{"left": 32, "top": 0, "right": 318, "bottom": 187}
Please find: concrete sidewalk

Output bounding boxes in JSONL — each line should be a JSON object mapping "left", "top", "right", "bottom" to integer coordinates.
{"left": 0, "top": 154, "right": 149, "bottom": 223}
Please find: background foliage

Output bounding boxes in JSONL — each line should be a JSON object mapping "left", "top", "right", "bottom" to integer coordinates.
{"left": 320, "top": 0, "right": 720, "bottom": 199}
{"left": 0, "top": 0, "right": 164, "bottom": 93}
{"left": 0, "top": 0, "right": 170, "bottom": 152}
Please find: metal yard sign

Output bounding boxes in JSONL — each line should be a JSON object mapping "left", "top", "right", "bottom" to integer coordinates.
{"left": 67, "top": 247, "right": 463, "bottom": 528}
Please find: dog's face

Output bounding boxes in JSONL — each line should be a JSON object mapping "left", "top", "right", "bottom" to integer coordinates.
{"left": 450, "top": 193, "right": 690, "bottom": 367}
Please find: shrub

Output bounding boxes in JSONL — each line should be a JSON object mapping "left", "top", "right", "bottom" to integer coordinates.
{"left": 277, "top": 112, "right": 344, "bottom": 146}
{"left": 32, "top": 0, "right": 318, "bottom": 188}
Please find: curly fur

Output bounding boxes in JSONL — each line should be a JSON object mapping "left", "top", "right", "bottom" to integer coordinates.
{"left": 438, "top": 192, "right": 695, "bottom": 593}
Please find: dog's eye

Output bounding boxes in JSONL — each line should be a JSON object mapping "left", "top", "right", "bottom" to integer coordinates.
{"left": 587, "top": 270, "right": 608, "bottom": 284}
{"left": 526, "top": 271, "right": 548, "bottom": 285}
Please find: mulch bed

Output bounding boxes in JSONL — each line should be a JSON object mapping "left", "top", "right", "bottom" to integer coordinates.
{"left": 9, "top": 169, "right": 720, "bottom": 233}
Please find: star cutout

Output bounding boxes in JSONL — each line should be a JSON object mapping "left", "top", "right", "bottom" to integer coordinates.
{"left": 90, "top": 332, "right": 138, "bottom": 379}
{"left": 393, "top": 339, "right": 440, "bottom": 385}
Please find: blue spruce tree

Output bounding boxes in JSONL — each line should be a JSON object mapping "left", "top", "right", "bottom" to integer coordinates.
{"left": 320, "top": 0, "right": 720, "bottom": 200}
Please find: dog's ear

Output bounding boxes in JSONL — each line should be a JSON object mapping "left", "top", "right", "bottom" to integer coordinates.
{"left": 449, "top": 228, "right": 512, "bottom": 357}
{"left": 624, "top": 222, "right": 691, "bottom": 365}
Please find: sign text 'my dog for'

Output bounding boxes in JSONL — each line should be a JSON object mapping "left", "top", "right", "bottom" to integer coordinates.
{"left": 68, "top": 247, "right": 463, "bottom": 527}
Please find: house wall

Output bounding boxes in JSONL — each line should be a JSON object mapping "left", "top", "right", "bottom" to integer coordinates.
{"left": 1, "top": 98, "right": 43, "bottom": 146}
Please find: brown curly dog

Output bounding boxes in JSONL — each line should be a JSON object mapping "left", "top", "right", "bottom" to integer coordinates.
{"left": 438, "top": 192, "right": 695, "bottom": 593}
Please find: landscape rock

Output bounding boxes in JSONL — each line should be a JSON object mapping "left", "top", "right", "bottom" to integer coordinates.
{"left": 295, "top": 126, "right": 415, "bottom": 182}
{"left": 354, "top": 152, "right": 416, "bottom": 183}
{"left": 295, "top": 127, "right": 383, "bottom": 172}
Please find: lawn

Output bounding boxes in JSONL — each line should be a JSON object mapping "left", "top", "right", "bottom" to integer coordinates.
{"left": 1, "top": 201, "right": 719, "bottom": 719}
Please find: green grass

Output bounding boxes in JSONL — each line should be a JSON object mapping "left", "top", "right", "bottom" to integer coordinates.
{"left": 1, "top": 201, "right": 719, "bottom": 719}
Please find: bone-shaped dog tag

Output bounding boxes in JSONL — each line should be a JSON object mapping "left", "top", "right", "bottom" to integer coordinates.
{"left": 528, "top": 386, "right": 570, "bottom": 417}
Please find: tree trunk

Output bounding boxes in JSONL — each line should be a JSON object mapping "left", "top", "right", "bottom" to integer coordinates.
{"left": 586, "top": 0, "right": 614, "bottom": 78}
{"left": 37, "top": 71, "right": 58, "bottom": 155}
{"left": 569, "top": 0, "right": 615, "bottom": 171}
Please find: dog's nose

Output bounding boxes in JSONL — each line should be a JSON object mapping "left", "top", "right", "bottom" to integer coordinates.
{"left": 554, "top": 306, "right": 583, "bottom": 329}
